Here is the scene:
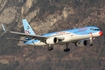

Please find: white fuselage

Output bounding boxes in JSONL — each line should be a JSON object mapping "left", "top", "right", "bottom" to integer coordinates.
{"left": 32, "top": 31, "right": 100, "bottom": 46}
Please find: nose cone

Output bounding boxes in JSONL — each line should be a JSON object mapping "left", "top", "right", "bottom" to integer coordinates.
{"left": 99, "top": 31, "right": 103, "bottom": 36}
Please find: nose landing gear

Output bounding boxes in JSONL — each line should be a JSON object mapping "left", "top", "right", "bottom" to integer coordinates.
{"left": 90, "top": 38, "right": 93, "bottom": 46}
{"left": 64, "top": 43, "right": 70, "bottom": 52}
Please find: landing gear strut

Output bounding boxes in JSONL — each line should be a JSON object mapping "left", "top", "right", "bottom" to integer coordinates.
{"left": 64, "top": 43, "right": 70, "bottom": 52}
{"left": 90, "top": 38, "right": 93, "bottom": 46}
{"left": 48, "top": 45, "right": 53, "bottom": 51}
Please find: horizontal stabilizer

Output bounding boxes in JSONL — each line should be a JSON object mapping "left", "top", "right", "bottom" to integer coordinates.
{"left": 7, "top": 38, "right": 28, "bottom": 41}
{"left": 1, "top": 24, "right": 6, "bottom": 32}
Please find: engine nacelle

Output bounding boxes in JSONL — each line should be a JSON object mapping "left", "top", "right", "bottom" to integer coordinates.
{"left": 46, "top": 37, "right": 58, "bottom": 44}
{"left": 75, "top": 40, "right": 87, "bottom": 47}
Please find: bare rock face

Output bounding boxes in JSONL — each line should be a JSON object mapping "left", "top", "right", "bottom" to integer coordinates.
{"left": 0, "top": 59, "right": 9, "bottom": 65}
{"left": 21, "top": 0, "right": 37, "bottom": 15}
{"left": 0, "top": 0, "right": 7, "bottom": 11}
{"left": 0, "top": 7, "right": 17, "bottom": 24}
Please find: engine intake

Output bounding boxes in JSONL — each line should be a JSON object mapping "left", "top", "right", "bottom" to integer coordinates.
{"left": 75, "top": 40, "right": 87, "bottom": 47}
{"left": 46, "top": 37, "right": 58, "bottom": 44}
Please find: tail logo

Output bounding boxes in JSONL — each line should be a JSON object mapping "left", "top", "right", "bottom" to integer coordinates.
{"left": 27, "top": 26, "right": 30, "bottom": 30}
{"left": 24, "top": 26, "right": 31, "bottom": 34}
{"left": 25, "top": 30, "right": 31, "bottom": 34}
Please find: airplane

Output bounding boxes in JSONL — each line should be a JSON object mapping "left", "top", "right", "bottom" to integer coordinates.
{"left": 1, "top": 19, "right": 103, "bottom": 52}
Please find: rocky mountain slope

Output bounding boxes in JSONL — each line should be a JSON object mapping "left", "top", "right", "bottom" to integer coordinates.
{"left": 0, "top": 0, "right": 105, "bottom": 70}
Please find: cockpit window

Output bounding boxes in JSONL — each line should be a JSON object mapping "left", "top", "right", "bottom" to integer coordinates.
{"left": 90, "top": 28, "right": 100, "bottom": 31}
{"left": 94, "top": 29, "right": 100, "bottom": 31}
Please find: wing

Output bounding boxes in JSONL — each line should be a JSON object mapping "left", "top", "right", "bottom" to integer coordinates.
{"left": 9, "top": 31, "right": 64, "bottom": 42}
{"left": 1, "top": 23, "right": 47, "bottom": 41}
{"left": 9, "top": 31, "right": 48, "bottom": 40}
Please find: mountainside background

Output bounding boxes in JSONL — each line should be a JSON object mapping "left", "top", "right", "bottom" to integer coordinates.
{"left": 0, "top": 0, "right": 105, "bottom": 70}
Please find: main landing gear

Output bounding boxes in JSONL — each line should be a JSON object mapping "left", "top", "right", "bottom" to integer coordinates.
{"left": 47, "top": 44, "right": 70, "bottom": 52}
{"left": 48, "top": 45, "right": 53, "bottom": 51}
{"left": 48, "top": 47, "right": 70, "bottom": 52}
{"left": 64, "top": 43, "right": 70, "bottom": 52}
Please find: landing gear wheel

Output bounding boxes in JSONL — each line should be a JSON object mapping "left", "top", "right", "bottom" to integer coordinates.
{"left": 90, "top": 44, "right": 93, "bottom": 46}
{"left": 48, "top": 47, "right": 53, "bottom": 51}
{"left": 64, "top": 48, "right": 70, "bottom": 52}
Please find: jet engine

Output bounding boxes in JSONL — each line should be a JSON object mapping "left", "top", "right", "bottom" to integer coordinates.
{"left": 46, "top": 37, "right": 58, "bottom": 44}
{"left": 75, "top": 40, "right": 88, "bottom": 47}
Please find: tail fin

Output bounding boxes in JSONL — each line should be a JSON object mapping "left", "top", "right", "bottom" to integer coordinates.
{"left": 1, "top": 24, "right": 6, "bottom": 32}
{"left": 22, "top": 19, "right": 36, "bottom": 35}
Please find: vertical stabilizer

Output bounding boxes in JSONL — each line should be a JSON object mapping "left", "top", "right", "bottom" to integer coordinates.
{"left": 22, "top": 19, "right": 36, "bottom": 35}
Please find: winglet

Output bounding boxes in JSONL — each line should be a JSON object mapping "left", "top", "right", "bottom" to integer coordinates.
{"left": 1, "top": 24, "right": 6, "bottom": 32}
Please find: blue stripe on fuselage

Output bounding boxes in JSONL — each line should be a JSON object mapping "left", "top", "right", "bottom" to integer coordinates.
{"left": 41, "top": 26, "right": 100, "bottom": 36}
